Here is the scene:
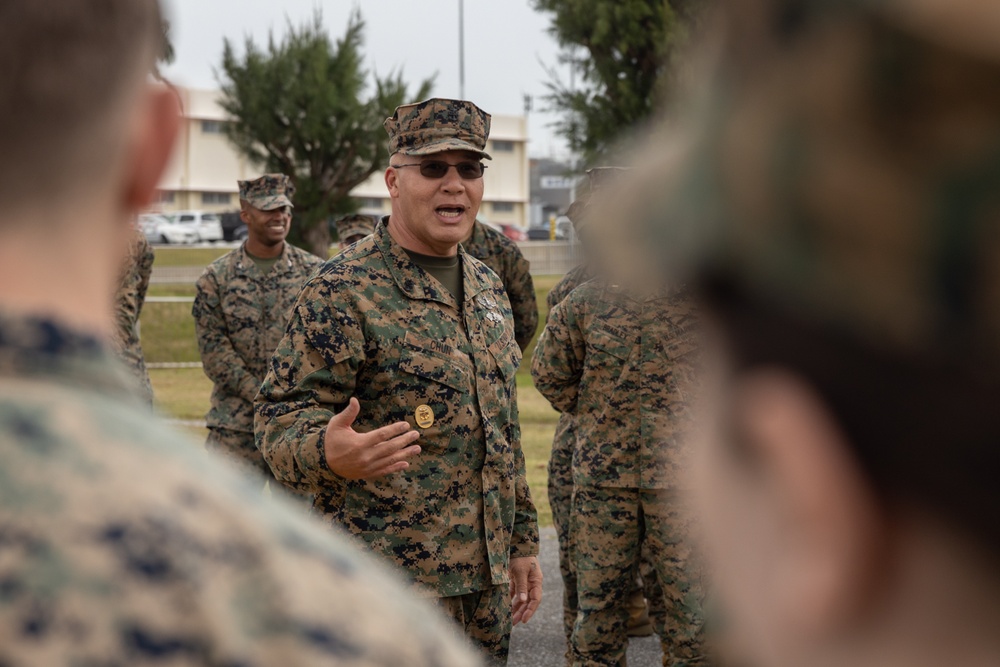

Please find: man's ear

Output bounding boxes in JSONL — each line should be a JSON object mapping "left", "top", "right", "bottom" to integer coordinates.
{"left": 122, "top": 85, "right": 180, "bottom": 212}
{"left": 385, "top": 165, "right": 400, "bottom": 198}
{"left": 735, "top": 368, "right": 888, "bottom": 638}
{"left": 239, "top": 208, "right": 250, "bottom": 225}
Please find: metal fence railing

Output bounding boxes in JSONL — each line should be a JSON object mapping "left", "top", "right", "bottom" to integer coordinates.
{"left": 150, "top": 241, "right": 579, "bottom": 284}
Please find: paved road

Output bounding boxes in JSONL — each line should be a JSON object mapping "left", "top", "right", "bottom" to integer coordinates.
{"left": 509, "top": 527, "right": 662, "bottom": 667}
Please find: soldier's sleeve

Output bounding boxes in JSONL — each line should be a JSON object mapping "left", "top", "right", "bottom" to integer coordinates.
{"left": 530, "top": 295, "right": 586, "bottom": 414}
{"left": 506, "top": 250, "right": 539, "bottom": 352}
{"left": 134, "top": 236, "right": 154, "bottom": 319}
{"left": 192, "top": 270, "right": 260, "bottom": 403}
{"left": 508, "top": 380, "right": 540, "bottom": 558}
{"left": 255, "top": 278, "right": 363, "bottom": 495}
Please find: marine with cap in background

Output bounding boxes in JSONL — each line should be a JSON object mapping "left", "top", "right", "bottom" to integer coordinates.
{"left": 335, "top": 212, "right": 376, "bottom": 250}
{"left": 461, "top": 217, "right": 538, "bottom": 353}
{"left": 192, "top": 174, "right": 321, "bottom": 490}
{"left": 256, "top": 98, "right": 541, "bottom": 665}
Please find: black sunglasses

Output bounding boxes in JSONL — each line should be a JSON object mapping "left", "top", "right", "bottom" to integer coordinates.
{"left": 392, "top": 160, "right": 487, "bottom": 180}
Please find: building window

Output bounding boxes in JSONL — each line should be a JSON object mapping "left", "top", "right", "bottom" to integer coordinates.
{"left": 357, "top": 197, "right": 383, "bottom": 210}
{"left": 492, "top": 140, "right": 515, "bottom": 152}
{"left": 157, "top": 190, "right": 176, "bottom": 204}
{"left": 492, "top": 201, "right": 515, "bottom": 213}
{"left": 202, "top": 192, "right": 231, "bottom": 205}
{"left": 201, "top": 120, "right": 226, "bottom": 134}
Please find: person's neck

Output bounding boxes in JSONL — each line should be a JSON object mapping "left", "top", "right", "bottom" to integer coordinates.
{"left": 245, "top": 238, "right": 284, "bottom": 259}
{"left": 805, "top": 512, "right": 1000, "bottom": 667}
{"left": 386, "top": 215, "right": 458, "bottom": 258}
{"left": 0, "top": 206, "right": 122, "bottom": 339}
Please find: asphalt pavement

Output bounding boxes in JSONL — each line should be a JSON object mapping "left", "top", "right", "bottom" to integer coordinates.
{"left": 508, "top": 527, "right": 662, "bottom": 667}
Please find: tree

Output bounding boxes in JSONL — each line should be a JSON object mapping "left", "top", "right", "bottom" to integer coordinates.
{"left": 218, "top": 11, "right": 433, "bottom": 257}
{"left": 532, "top": 0, "right": 704, "bottom": 167}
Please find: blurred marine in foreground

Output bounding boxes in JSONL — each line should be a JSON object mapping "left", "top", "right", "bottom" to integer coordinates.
{"left": 0, "top": 2, "right": 477, "bottom": 665}
{"left": 613, "top": 0, "right": 1000, "bottom": 665}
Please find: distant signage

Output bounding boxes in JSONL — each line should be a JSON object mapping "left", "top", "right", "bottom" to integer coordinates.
{"left": 540, "top": 175, "right": 577, "bottom": 190}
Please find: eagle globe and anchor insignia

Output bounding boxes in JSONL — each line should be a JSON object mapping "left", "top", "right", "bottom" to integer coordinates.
{"left": 414, "top": 404, "right": 435, "bottom": 429}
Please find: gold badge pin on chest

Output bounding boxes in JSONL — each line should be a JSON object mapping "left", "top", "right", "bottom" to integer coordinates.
{"left": 414, "top": 404, "right": 435, "bottom": 429}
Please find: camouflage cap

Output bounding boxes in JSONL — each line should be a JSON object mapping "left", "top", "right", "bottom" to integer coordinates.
{"left": 613, "top": 0, "right": 1000, "bottom": 369}
{"left": 238, "top": 174, "right": 295, "bottom": 211}
{"left": 385, "top": 98, "right": 492, "bottom": 159}
{"left": 335, "top": 214, "right": 376, "bottom": 243}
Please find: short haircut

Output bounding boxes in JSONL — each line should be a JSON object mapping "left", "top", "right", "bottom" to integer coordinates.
{"left": 0, "top": 1, "right": 164, "bottom": 214}
{"left": 699, "top": 269, "right": 1000, "bottom": 561}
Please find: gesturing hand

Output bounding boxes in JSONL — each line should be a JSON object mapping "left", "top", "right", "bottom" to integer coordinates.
{"left": 323, "top": 397, "right": 421, "bottom": 480}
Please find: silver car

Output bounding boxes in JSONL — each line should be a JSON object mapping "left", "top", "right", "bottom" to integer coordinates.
{"left": 139, "top": 214, "right": 199, "bottom": 245}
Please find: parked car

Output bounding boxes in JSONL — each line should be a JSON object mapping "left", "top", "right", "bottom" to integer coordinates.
{"left": 139, "top": 213, "right": 199, "bottom": 245}
{"left": 232, "top": 225, "right": 248, "bottom": 242}
{"left": 498, "top": 223, "right": 528, "bottom": 242}
{"left": 527, "top": 225, "right": 553, "bottom": 241}
{"left": 166, "top": 210, "right": 224, "bottom": 242}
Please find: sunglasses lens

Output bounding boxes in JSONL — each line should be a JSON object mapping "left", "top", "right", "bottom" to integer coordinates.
{"left": 418, "top": 162, "right": 448, "bottom": 178}
{"left": 457, "top": 162, "right": 484, "bottom": 179}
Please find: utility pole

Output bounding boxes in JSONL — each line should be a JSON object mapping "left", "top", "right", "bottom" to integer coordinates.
{"left": 458, "top": 0, "right": 465, "bottom": 99}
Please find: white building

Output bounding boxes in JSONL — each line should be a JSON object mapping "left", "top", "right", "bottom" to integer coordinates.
{"left": 155, "top": 87, "right": 530, "bottom": 228}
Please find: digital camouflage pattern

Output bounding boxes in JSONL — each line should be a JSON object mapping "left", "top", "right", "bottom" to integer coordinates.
{"left": 618, "top": 0, "right": 1000, "bottom": 375}
{"left": 435, "top": 585, "right": 511, "bottom": 666}
{"left": 463, "top": 220, "right": 538, "bottom": 352}
{"left": 543, "top": 264, "right": 591, "bottom": 643}
{"left": 238, "top": 173, "right": 295, "bottom": 211}
{"left": 336, "top": 214, "right": 376, "bottom": 246}
{"left": 385, "top": 98, "right": 492, "bottom": 159}
{"left": 192, "top": 242, "right": 321, "bottom": 476}
{"left": 532, "top": 280, "right": 704, "bottom": 665}
{"left": 532, "top": 281, "right": 700, "bottom": 490}
{"left": 110, "top": 226, "right": 154, "bottom": 405}
{"left": 571, "top": 487, "right": 706, "bottom": 667}
{"left": 0, "top": 311, "right": 479, "bottom": 667}
{"left": 256, "top": 220, "right": 539, "bottom": 601}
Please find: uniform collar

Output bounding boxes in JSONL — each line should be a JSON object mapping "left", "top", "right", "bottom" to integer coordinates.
{"left": 0, "top": 311, "right": 133, "bottom": 398}
{"left": 375, "top": 217, "right": 492, "bottom": 308}
{"left": 236, "top": 241, "right": 295, "bottom": 275}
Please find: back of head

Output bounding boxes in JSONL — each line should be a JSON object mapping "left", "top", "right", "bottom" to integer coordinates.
{"left": 0, "top": 1, "right": 163, "bottom": 216}
{"left": 625, "top": 0, "right": 1000, "bottom": 558}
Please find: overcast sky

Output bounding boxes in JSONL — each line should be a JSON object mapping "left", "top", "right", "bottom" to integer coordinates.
{"left": 160, "top": 0, "right": 572, "bottom": 159}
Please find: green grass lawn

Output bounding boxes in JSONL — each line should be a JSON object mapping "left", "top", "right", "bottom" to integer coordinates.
{"left": 145, "top": 272, "right": 565, "bottom": 526}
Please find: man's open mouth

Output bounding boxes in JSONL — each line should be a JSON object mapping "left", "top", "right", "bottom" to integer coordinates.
{"left": 436, "top": 205, "right": 466, "bottom": 219}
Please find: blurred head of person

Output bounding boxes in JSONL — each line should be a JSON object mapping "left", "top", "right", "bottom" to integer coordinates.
{"left": 383, "top": 98, "right": 491, "bottom": 256}
{"left": 618, "top": 0, "right": 1000, "bottom": 665}
{"left": 335, "top": 213, "right": 376, "bottom": 248}
{"left": 0, "top": 0, "right": 178, "bottom": 333}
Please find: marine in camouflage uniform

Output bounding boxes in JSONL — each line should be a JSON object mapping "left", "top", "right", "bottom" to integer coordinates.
{"left": 110, "top": 225, "right": 155, "bottom": 405}
{"left": 462, "top": 220, "right": 538, "bottom": 352}
{"left": 0, "top": 312, "right": 478, "bottom": 667}
{"left": 256, "top": 98, "right": 540, "bottom": 665}
{"left": 336, "top": 213, "right": 376, "bottom": 249}
{"left": 532, "top": 280, "right": 707, "bottom": 667}
{"left": 193, "top": 174, "right": 321, "bottom": 487}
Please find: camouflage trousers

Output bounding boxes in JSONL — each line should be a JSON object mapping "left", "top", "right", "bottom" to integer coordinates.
{"left": 205, "top": 428, "right": 311, "bottom": 503}
{"left": 435, "top": 584, "right": 511, "bottom": 666}
{"left": 550, "top": 418, "right": 666, "bottom": 647}
{"left": 570, "top": 487, "right": 708, "bottom": 667}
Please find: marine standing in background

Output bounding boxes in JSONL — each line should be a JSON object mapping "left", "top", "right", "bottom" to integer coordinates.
{"left": 192, "top": 174, "right": 321, "bottom": 487}
{"left": 0, "top": 1, "right": 478, "bottom": 664}
{"left": 256, "top": 97, "right": 541, "bottom": 665}
{"left": 110, "top": 224, "right": 155, "bottom": 405}
{"left": 462, "top": 218, "right": 538, "bottom": 352}
{"left": 533, "top": 279, "right": 707, "bottom": 667}
{"left": 335, "top": 213, "right": 376, "bottom": 250}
